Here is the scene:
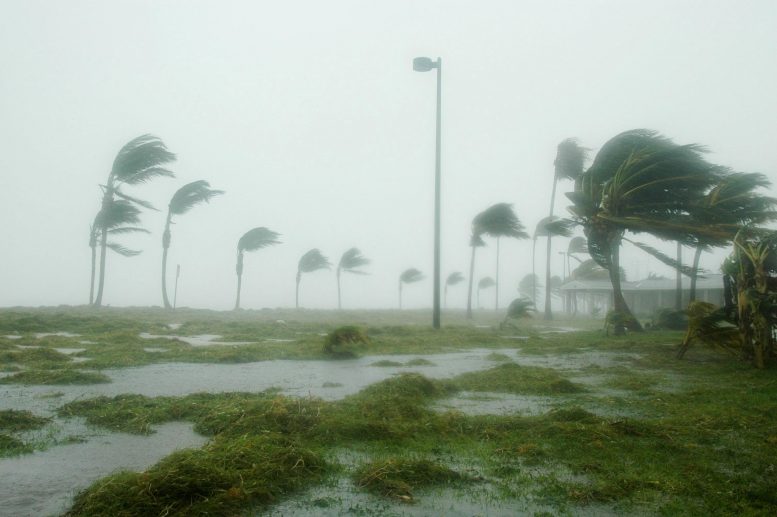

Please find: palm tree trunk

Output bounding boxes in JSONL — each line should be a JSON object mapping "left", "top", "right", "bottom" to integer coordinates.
{"left": 531, "top": 238, "right": 537, "bottom": 304}
{"left": 161, "top": 213, "right": 173, "bottom": 309}
{"left": 93, "top": 188, "right": 113, "bottom": 307}
{"left": 466, "top": 245, "right": 476, "bottom": 319}
{"left": 675, "top": 242, "right": 683, "bottom": 310}
{"left": 495, "top": 237, "right": 500, "bottom": 311}
{"left": 89, "top": 238, "right": 97, "bottom": 305}
{"left": 689, "top": 245, "right": 703, "bottom": 302}
{"left": 337, "top": 268, "right": 342, "bottom": 310}
{"left": 444, "top": 284, "right": 448, "bottom": 309}
{"left": 544, "top": 233, "right": 553, "bottom": 320}
{"left": 234, "top": 251, "right": 243, "bottom": 310}
{"left": 609, "top": 236, "right": 642, "bottom": 332}
{"left": 296, "top": 271, "right": 301, "bottom": 309}
{"left": 399, "top": 281, "right": 403, "bottom": 310}
{"left": 477, "top": 287, "right": 480, "bottom": 309}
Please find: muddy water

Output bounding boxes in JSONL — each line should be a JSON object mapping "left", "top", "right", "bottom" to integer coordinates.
{"left": 0, "top": 421, "right": 206, "bottom": 517}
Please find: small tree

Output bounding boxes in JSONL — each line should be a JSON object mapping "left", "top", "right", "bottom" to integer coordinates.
{"left": 296, "top": 249, "right": 331, "bottom": 309}
{"left": 336, "top": 248, "right": 370, "bottom": 310}
{"left": 399, "top": 268, "right": 424, "bottom": 310}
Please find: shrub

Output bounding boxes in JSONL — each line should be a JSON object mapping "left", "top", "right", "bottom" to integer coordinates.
{"left": 323, "top": 326, "right": 369, "bottom": 358}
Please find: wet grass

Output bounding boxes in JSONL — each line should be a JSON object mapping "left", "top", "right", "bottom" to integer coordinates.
{"left": 3, "top": 307, "right": 777, "bottom": 514}
{"left": 0, "top": 409, "right": 50, "bottom": 432}
{"left": 0, "top": 369, "right": 110, "bottom": 385}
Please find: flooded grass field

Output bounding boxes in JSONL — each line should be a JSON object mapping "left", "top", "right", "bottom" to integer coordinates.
{"left": 1, "top": 307, "right": 776, "bottom": 516}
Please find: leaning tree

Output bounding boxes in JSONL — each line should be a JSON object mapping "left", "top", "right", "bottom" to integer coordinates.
{"left": 444, "top": 271, "right": 465, "bottom": 308}
{"left": 296, "top": 249, "right": 331, "bottom": 309}
{"left": 336, "top": 248, "right": 370, "bottom": 309}
{"left": 161, "top": 181, "right": 224, "bottom": 309}
{"left": 399, "top": 268, "right": 424, "bottom": 310}
{"left": 91, "top": 135, "right": 176, "bottom": 307}
{"left": 234, "top": 227, "right": 281, "bottom": 310}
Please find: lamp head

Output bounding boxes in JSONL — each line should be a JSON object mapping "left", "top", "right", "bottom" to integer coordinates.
{"left": 413, "top": 57, "right": 437, "bottom": 72}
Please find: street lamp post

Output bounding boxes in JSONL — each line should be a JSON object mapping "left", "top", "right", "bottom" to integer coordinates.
{"left": 413, "top": 56, "right": 442, "bottom": 329}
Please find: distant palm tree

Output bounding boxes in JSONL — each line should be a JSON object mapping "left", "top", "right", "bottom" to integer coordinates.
{"left": 467, "top": 203, "right": 528, "bottom": 318}
{"left": 161, "top": 181, "right": 224, "bottom": 309}
{"left": 296, "top": 249, "right": 331, "bottom": 309}
{"left": 336, "top": 248, "right": 370, "bottom": 310}
{"left": 477, "top": 276, "right": 495, "bottom": 309}
{"left": 501, "top": 297, "right": 535, "bottom": 327}
{"left": 92, "top": 135, "right": 176, "bottom": 307}
{"left": 532, "top": 216, "right": 573, "bottom": 318}
{"left": 518, "top": 273, "right": 541, "bottom": 301}
{"left": 444, "top": 272, "right": 464, "bottom": 308}
{"left": 399, "top": 268, "right": 424, "bottom": 310}
{"left": 543, "top": 139, "right": 587, "bottom": 318}
{"left": 234, "top": 227, "right": 281, "bottom": 310}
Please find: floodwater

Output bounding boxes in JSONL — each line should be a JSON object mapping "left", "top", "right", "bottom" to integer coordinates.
{"left": 0, "top": 344, "right": 636, "bottom": 516}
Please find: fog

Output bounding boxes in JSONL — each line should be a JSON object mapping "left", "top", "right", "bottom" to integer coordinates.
{"left": 1, "top": 0, "right": 775, "bottom": 311}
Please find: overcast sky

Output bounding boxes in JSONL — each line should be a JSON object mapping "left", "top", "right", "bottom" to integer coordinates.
{"left": 1, "top": 0, "right": 776, "bottom": 311}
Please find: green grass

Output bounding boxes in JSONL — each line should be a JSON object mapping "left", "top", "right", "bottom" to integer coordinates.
{"left": 0, "top": 433, "right": 32, "bottom": 456}
{"left": 452, "top": 363, "right": 586, "bottom": 394}
{"left": 0, "top": 369, "right": 110, "bottom": 385}
{"left": 354, "top": 457, "right": 473, "bottom": 501}
{"left": 0, "top": 409, "right": 50, "bottom": 432}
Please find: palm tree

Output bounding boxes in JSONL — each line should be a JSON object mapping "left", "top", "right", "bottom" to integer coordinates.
{"left": 502, "top": 297, "right": 536, "bottom": 327}
{"left": 399, "top": 268, "right": 424, "bottom": 310}
{"left": 92, "top": 135, "right": 176, "bottom": 307}
{"left": 519, "top": 273, "right": 541, "bottom": 301}
{"left": 544, "top": 139, "right": 588, "bottom": 318}
{"left": 161, "top": 181, "right": 224, "bottom": 309}
{"left": 444, "top": 272, "right": 464, "bottom": 308}
{"left": 477, "top": 276, "right": 495, "bottom": 309}
{"left": 234, "top": 227, "right": 281, "bottom": 310}
{"left": 296, "top": 249, "right": 331, "bottom": 309}
{"left": 467, "top": 203, "right": 528, "bottom": 318}
{"left": 567, "top": 129, "right": 729, "bottom": 331}
{"left": 687, "top": 173, "right": 777, "bottom": 301}
{"left": 336, "top": 248, "right": 370, "bottom": 310}
{"left": 533, "top": 216, "right": 573, "bottom": 318}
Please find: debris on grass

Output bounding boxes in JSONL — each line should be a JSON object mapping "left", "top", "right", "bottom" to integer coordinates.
{"left": 0, "top": 433, "right": 32, "bottom": 457}
{"left": 323, "top": 325, "right": 370, "bottom": 358}
{"left": 0, "top": 409, "right": 50, "bottom": 432}
{"left": 354, "top": 457, "right": 473, "bottom": 502}
{"left": 452, "top": 363, "right": 585, "bottom": 395}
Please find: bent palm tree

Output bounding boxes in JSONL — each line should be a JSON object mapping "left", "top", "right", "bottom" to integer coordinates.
{"left": 567, "top": 129, "right": 729, "bottom": 331}
{"left": 519, "top": 273, "right": 541, "bottom": 301}
{"left": 161, "top": 181, "right": 224, "bottom": 309}
{"left": 533, "top": 216, "right": 573, "bottom": 318}
{"left": 296, "top": 249, "right": 331, "bottom": 309}
{"left": 444, "top": 271, "right": 464, "bottom": 308}
{"left": 467, "top": 203, "right": 528, "bottom": 318}
{"left": 92, "top": 135, "right": 176, "bottom": 307}
{"left": 234, "top": 227, "right": 281, "bottom": 310}
{"left": 399, "top": 268, "right": 424, "bottom": 310}
{"left": 336, "top": 248, "right": 370, "bottom": 309}
{"left": 477, "top": 276, "right": 495, "bottom": 309}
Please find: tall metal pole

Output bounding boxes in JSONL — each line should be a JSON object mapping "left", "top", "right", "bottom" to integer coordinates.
{"left": 432, "top": 58, "right": 442, "bottom": 329}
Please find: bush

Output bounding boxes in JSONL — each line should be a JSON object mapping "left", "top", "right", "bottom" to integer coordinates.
{"left": 322, "top": 326, "right": 369, "bottom": 358}
{"left": 651, "top": 308, "right": 688, "bottom": 330}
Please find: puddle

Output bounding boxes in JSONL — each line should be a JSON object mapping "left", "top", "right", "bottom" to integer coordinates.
{"left": 0, "top": 421, "right": 206, "bottom": 517}
{"left": 138, "top": 332, "right": 254, "bottom": 347}
{"left": 434, "top": 391, "right": 555, "bottom": 416}
{"left": 34, "top": 332, "right": 81, "bottom": 339}
{"left": 143, "top": 347, "right": 168, "bottom": 353}
{"left": 3, "top": 335, "right": 22, "bottom": 340}
{"left": 501, "top": 335, "right": 529, "bottom": 340}
{"left": 167, "top": 323, "right": 182, "bottom": 330}
{"left": 53, "top": 348, "right": 86, "bottom": 355}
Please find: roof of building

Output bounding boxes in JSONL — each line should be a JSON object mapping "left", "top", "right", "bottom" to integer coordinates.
{"left": 560, "top": 273, "right": 724, "bottom": 292}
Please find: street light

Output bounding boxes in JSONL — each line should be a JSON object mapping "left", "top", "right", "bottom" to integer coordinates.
{"left": 413, "top": 56, "right": 442, "bottom": 329}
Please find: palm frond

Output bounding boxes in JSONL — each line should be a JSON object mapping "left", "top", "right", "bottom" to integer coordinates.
{"left": 569, "top": 259, "right": 618, "bottom": 281}
{"left": 106, "top": 242, "right": 142, "bottom": 257}
{"left": 567, "top": 236, "right": 588, "bottom": 255}
{"left": 298, "top": 248, "right": 331, "bottom": 273}
{"left": 624, "top": 238, "right": 703, "bottom": 278}
{"left": 400, "top": 268, "right": 424, "bottom": 284}
{"left": 107, "top": 226, "right": 150, "bottom": 235}
{"left": 237, "top": 227, "right": 281, "bottom": 252}
{"left": 339, "top": 247, "right": 370, "bottom": 273}
{"left": 518, "top": 273, "right": 541, "bottom": 298}
{"left": 478, "top": 277, "right": 495, "bottom": 290}
{"left": 554, "top": 138, "right": 589, "bottom": 181}
{"left": 505, "top": 298, "right": 535, "bottom": 319}
{"left": 473, "top": 203, "right": 529, "bottom": 239}
{"left": 111, "top": 134, "right": 176, "bottom": 185}
{"left": 446, "top": 271, "right": 465, "bottom": 286}
{"left": 534, "top": 216, "right": 574, "bottom": 238}
{"left": 169, "top": 180, "right": 225, "bottom": 216}
{"left": 96, "top": 200, "right": 143, "bottom": 230}
{"left": 113, "top": 189, "right": 158, "bottom": 211}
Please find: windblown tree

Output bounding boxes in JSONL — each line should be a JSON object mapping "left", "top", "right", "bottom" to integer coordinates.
{"left": 687, "top": 173, "right": 777, "bottom": 302}
{"left": 91, "top": 135, "right": 176, "bottom": 307}
{"left": 234, "top": 227, "right": 281, "bottom": 310}
{"left": 296, "top": 249, "right": 331, "bottom": 309}
{"left": 544, "top": 139, "right": 588, "bottom": 318}
{"left": 532, "top": 216, "right": 573, "bottom": 318}
{"left": 399, "top": 268, "right": 424, "bottom": 310}
{"left": 89, "top": 200, "right": 149, "bottom": 304}
{"left": 566, "top": 129, "right": 730, "bottom": 331}
{"left": 444, "top": 271, "right": 465, "bottom": 308}
{"left": 519, "top": 273, "right": 541, "bottom": 302}
{"left": 477, "top": 276, "right": 495, "bottom": 309}
{"left": 336, "top": 248, "right": 370, "bottom": 310}
{"left": 467, "top": 203, "right": 528, "bottom": 318}
{"left": 161, "top": 181, "right": 224, "bottom": 309}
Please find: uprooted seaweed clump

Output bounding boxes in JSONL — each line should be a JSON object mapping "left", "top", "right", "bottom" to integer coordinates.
{"left": 65, "top": 434, "right": 328, "bottom": 517}
{"left": 322, "top": 325, "right": 370, "bottom": 357}
{"left": 354, "top": 457, "right": 474, "bottom": 502}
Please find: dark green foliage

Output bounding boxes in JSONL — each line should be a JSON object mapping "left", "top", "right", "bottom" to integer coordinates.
{"left": 0, "top": 409, "right": 50, "bottom": 432}
{"left": 237, "top": 227, "right": 281, "bottom": 252}
{"left": 452, "top": 363, "right": 584, "bottom": 394}
{"left": 651, "top": 308, "right": 688, "bottom": 330}
{"left": 0, "top": 369, "right": 110, "bottom": 385}
{"left": 473, "top": 203, "right": 529, "bottom": 239}
{"left": 338, "top": 248, "right": 370, "bottom": 274}
{"left": 354, "top": 458, "right": 471, "bottom": 501}
{"left": 168, "top": 180, "right": 224, "bottom": 216}
{"left": 0, "top": 433, "right": 31, "bottom": 457}
{"left": 323, "top": 325, "right": 370, "bottom": 357}
{"left": 298, "top": 248, "right": 331, "bottom": 273}
{"left": 399, "top": 268, "right": 424, "bottom": 284}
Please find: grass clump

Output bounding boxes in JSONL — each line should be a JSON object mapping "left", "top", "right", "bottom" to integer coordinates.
{"left": 323, "top": 325, "right": 369, "bottom": 358}
{"left": 453, "top": 363, "right": 584, "bottom": 395}
{"left": 0, "top": 369, "right": 110, "bottom": 385}
{"left": 370, "top": 359, "right": 403, "bottom": 367}
{"left": 354, "top": 457, "right": 471, "bottom": 502}
{"left": 405, "top": 357, "right": 435, "bottom": 366}
{"left": 484, "top": 352, "right": 512, "bottom": 362}
{"left": 65, "top": 434, "right": 328, "bottom": 517}
{"left": 0, "top": 409, "right": 50, "bottom": 432}
{"left": 0, "top": 433, "right": 32, "bottom": 456}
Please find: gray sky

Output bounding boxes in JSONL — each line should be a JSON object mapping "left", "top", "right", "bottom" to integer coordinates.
{"left": 1, "top": 0, "right": 776, "bottom": 310}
